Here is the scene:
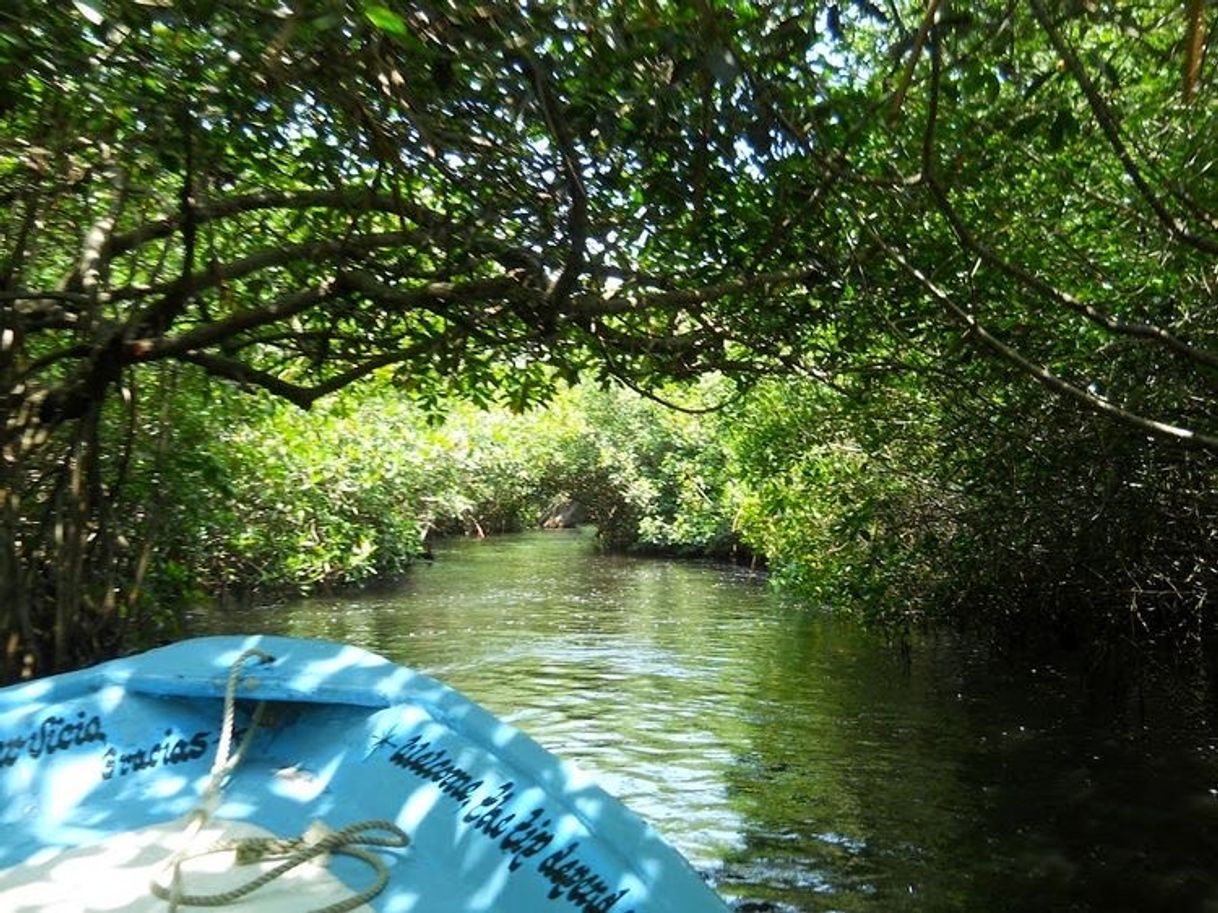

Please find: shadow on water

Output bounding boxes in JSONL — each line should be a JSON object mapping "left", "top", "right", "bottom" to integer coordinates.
{"left": 188, "top": 530, "right": 1218, "bottom": 913}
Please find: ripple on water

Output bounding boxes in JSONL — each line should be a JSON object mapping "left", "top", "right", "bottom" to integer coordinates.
{"left": 189, "top": 531, "right": 1218, "bottom": 913}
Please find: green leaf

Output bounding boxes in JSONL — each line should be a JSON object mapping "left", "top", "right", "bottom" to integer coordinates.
{"left": 363, "top": 4, "right": 408, "bottom": 38}
{"left": 1048, "top": 108, "right": 1078, "bottom": 151}
{"left": 73, "top": 0, "right": 104, "bottom": 26}
{"left": 1008, "top": 112, "right": 1042, "bottom": 139}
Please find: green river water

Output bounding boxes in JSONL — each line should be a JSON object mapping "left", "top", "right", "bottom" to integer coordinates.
{"left": 187, "top": 529, "right": 1218, "bottom": 912}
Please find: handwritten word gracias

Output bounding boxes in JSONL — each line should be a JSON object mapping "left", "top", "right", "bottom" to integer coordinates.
{"left": 102, "top": 729, "right": 210, "bottom": 779}
{"left": 2, "top": 710, "right": 215, "bottom": 782}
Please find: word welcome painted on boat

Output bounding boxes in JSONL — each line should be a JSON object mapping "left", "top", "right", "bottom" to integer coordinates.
{"left": 385, "top": 733, "right": 636, "bottom": 913}
{"left": 1, "top": 709, "right": 217, "bottom": 780}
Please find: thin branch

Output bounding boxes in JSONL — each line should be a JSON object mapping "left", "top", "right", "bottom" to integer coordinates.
{"left": 177, "top": 352, "right": 320, "bottom": 409}
{"left": 1185, "top": 0, "right": 1206, "bottom": 102}
{"left": 924, "top": 173, "right": 1218, "bottom": 372}
{"left": 877, "top": 235, "right": 1218, "bottom": 451}
{"left": 339, "top": 269, "right": 538, "bottom": 311}
{"left": 107, "top": 230, "right": 434, "bottom": 304}
{"left": 1029, "top": 0, "right": 1218, "bottom": 256}
{"left": 513, "top": 46, "right": 588, "bottom": 309}
{"left": 889, "top": 0, "right": 943, "bottom": 118}
{"left": 182, "top": 346, "right": 434, "bottom": 409}
{"left": 3, "top": 191, "right": 42, "bottom": 293}
{"left": 138, "top": 281, "right": 342, "bottom": 359}
{"left": 580, "top": 265, "right": 823, "bottom": 318}
{"left": 100, "top": 187, "right": 451, "bottom": 263}
{"left": 339, "top": 269, "right": 550, "bottom": 349}
{"left": 178, "top": 104, "right": 197, "bottom": 288}
{"left": 605, "top": 371, "right": 750, "bottom": 415}
{"left": 0, "top": 290, "right": 92, "bottom": 304}
{"left": 16, "top": 343, "right": 93, "bottom": 382}
{"left": 296, "top": 349, "right": 434, "bottom": 402}
{"left": 918, "top": 22, "right": 1218, "bottom": 373}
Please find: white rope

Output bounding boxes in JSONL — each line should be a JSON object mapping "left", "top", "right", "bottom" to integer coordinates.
{"left": 207, "top": 649, "right": 274, "bottom": 788}
{"left": 156, "top": 648, "right": 273, "bottom": 911}
{"left": 149, "top": 819, "right": 409, "bottom": 913}
{"left": 148, "top": 647, "right": 410, "bottom": 912}
{"left": 195, "top": 649, "right": 273, "bottom": 826}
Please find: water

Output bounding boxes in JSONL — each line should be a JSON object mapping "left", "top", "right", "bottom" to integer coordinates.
{"left": 187, "top": 530, "right": 1218, "bottom": 912}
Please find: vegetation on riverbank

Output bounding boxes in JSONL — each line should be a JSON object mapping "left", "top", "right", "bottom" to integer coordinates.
{"left": 133, "top": 380, "right": 738, "bottom": 604}
{"left": 127, "top": 368, "right": 1218, "bottom": 666}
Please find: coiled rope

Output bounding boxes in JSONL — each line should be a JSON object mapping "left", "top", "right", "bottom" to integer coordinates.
{"left": 150, "top": 647, "right": 410, "bottom": 912}
{"left": 149, "top": 819, "right": 409, "bottom": 913}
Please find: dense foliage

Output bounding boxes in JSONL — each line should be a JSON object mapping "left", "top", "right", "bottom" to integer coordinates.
{"left": 3, "top": 0, "right": 1218, "bottom": 675}
{"left": 136, "top": 369, "right": 1218, "bottom": 663}
{"left": 722, "top": 375, "right": 1218, "bottom": 653}
{"left": 107, "top": 381, "right": 734, "bottom": 611}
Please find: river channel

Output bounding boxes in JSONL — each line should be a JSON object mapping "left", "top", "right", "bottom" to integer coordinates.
{"left": 188, "top": 529, "right": 1218, "bottom": 912}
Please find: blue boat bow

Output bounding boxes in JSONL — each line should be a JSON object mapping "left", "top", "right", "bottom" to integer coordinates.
{"left": 0, "top": 635, "right": 730, "bottom": 913}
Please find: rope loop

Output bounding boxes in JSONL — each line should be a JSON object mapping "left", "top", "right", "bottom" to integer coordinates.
{"left": 150, "top": 647, "right": 411, "bottom": 912}
{"left": 150, "top": 820, "right": 410, "bottom": 913}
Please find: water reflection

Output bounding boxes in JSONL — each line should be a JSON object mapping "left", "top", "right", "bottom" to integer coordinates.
{"left": 187, "top": 530, "right": 1218, "bottom": 912}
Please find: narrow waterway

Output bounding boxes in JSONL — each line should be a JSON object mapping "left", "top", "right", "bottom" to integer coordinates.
{"left": 188, "top": 530, "right": 1218, "bottom": 912}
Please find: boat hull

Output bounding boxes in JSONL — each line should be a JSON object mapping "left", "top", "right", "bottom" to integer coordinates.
{"left": 0, "top": 635, "right": 730, "bottom": 912}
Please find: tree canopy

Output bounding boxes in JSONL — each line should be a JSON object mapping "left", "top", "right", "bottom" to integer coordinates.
{"left": 6, "top": 1, "right": 1218, "bottom": 431}
{"left": 3, "top": 0, "right": 1218, "bottom": 672}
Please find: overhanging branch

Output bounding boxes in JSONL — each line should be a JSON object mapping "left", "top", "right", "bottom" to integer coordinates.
{"left": 139, "top": 281, "right": 343, "bottom": 360}
{"left": 878, "top": 235, "right": 1218, "bottom": 451}
{"left": 917, "top": 26, "right": 1218, "bottom": 374}
{"left": 181, "top": 348, "right": 433, "bottom": 409}
{"left": 100, "top": 187, "right": 454, "bottom": 264}
{"left": 513, "top": 46, "right": 588, "bottom": 309}
{"left": 1029, "top": 0, "right": 1218, "bottom": 256}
